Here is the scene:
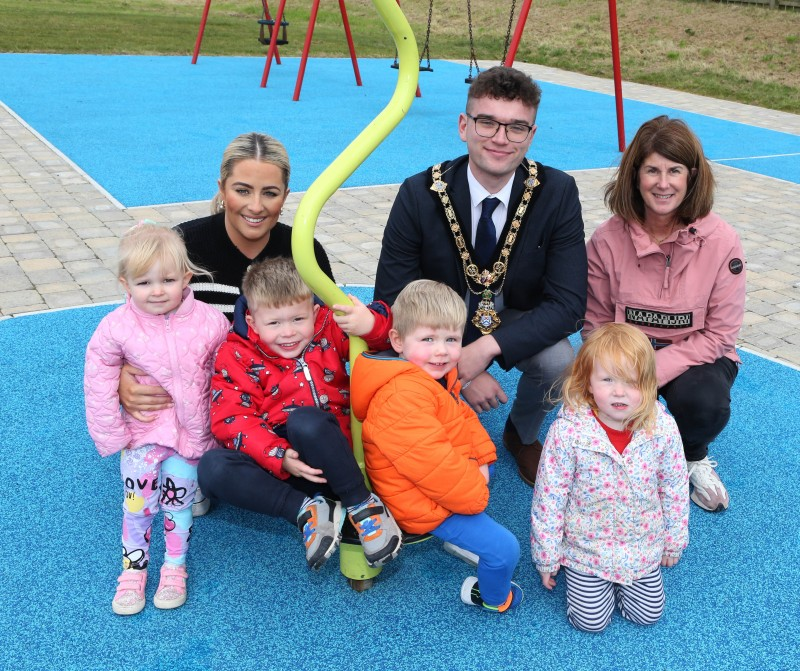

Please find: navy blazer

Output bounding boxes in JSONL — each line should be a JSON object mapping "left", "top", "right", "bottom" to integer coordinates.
{"left": 375, "top": 155, "right": 587, "bottom": 369}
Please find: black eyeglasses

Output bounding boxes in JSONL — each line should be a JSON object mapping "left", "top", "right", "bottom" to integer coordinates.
{"left": 466, "top": 113, "right": 534, "bottom": 143}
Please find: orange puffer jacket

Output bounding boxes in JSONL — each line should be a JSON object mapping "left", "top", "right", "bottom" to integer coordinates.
{"left": 351, "top": 351, "right": 496, "bottom": 534}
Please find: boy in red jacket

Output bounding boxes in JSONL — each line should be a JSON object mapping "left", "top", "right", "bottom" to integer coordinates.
{"left": 199, "top": 258, "right": 401, "bottom": 570}
{"left": 352, "top": 280, "right": 522, "bottom": 612}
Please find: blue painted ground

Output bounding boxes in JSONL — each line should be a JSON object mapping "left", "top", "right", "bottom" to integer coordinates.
{"left": 0, "top": 54, "right": 798, "bottom": 207}
{"left": 1, "top": 54, "right": 799, "bottom": 670}
{"left": 1, "top": 292, "right": 799, "bottom": 671}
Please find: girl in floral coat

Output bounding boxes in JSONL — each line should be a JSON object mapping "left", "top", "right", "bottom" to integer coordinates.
{"left": 531, "top": 323, "right": 689, "bottom": 632}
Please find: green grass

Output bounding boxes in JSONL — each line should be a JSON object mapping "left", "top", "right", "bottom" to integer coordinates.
{"left": 1, "top": 0, "right": 798, "bottom": 113}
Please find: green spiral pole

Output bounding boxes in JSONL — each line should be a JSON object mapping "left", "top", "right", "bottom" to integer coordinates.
{"left": 291, "top": 1, "right": 419, "bottom": 587}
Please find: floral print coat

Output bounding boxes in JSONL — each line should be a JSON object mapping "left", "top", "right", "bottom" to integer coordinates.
{"left": 531, "top": 403, "right": 689, "bottom": 585}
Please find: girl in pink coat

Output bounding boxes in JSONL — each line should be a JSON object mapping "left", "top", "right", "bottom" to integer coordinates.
{"left": 531, "top": 323, "right": 689, "bottom": 633}
{"left": 84, "top": 222, "right": 229, "bottom": 616}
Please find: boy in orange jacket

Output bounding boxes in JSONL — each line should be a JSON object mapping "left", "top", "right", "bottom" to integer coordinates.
{"left": 352, "top": 280, "right": 522, "bottom": 612}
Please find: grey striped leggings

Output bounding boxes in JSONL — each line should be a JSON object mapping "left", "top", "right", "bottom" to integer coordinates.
{"left": 564, "top": 565, "right": 665, "bottom": 632}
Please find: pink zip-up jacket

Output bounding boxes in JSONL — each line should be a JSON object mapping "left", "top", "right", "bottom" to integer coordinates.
{"left": 84, "top": 287, "right": 230, "bottom": 459}
{"left": 584, "top": 213, "right": 746, "bottom": 386}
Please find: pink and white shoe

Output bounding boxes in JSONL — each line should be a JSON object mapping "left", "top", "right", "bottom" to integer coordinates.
{"left": 112, "top": 568, "right": 147, "bottom": 615}
{"left": 153, "top": 563, "right": 188, "bottom": 610}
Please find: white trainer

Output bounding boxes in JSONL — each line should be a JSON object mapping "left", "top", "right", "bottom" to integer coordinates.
{"left": 443, "top": 542, "right": 479, "bottom": 567}
{"left": 687, "top": 456, "right": 729, "bottom": 512}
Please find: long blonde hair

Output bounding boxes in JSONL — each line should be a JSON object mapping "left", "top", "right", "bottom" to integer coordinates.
{"left": 563, "top": 324, "right": 658, "bottom": 432}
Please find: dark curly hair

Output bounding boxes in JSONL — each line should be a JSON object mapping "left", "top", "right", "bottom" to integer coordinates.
{"left": 466, "top": 66, "right": 542, "bottom": 112}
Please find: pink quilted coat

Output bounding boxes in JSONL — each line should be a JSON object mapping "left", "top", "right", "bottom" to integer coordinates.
{"left": 531, "top": 402, "right": 689, "bottom": 585}
{"left": 84, "top": 288, "right": 229, "bottom": 459}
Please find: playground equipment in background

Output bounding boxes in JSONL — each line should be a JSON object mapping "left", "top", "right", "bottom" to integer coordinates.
{"left": 260, "top": 0, "right": 362, "bottom": 100}
{"left": 191, "top": 0, "right": 362, "bottom": 101}
{"left": 385, "top": 0, "right": 625, "bottom": 150}
{"left": 390, "top": 0, "right": 530, "bottom": 97}
{"left": 290, "top": 0, "right": 419, "bottom": 591}
{"left": 190, "top": 0, "right": 622, "bottom": 149}
{"left": 258, "top": 0, "right": 289, "bottom": 53}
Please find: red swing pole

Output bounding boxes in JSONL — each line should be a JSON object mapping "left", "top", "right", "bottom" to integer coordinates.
{"left": 292, "top": 0, "right": 322, "bottom": 99}
{"left": 191, "top": 0, "right": 213, "bottom": 64}
{"left": 608, "top": 0, "right": 626, "bottom": 152}
{"left": 292, "top": 0, "right": 363, "bottom": 101}
{"left": 339, "top": 0, "right": 363, "bottom": 87}
{"left": 260, "top": 0, "right": 289, "bottom": 87}
{"left": 261, "top": 0, "right": 283, "bottom": 65}
{"left": 502, "top": 0, "right": 532, "bottom": 68}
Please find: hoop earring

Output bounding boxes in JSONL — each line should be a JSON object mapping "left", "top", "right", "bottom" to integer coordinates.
{"left": 220, "top": 200, "right": 225, "bottom": 210}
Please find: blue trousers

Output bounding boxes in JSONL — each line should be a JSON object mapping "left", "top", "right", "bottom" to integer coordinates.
{"left": 432, "top": 512, "right": 520, "bottom": 607}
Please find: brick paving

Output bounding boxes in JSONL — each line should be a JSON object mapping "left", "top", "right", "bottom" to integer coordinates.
{"left": 1, "top": 62, "right": 799, "bottom": 367}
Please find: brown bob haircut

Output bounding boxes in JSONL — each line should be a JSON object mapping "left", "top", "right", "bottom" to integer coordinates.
{"left": 604, "top": 115, "right": 715, "bottom": 226}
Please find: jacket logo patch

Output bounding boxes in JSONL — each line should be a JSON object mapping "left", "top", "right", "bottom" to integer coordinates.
{"left": 625, "top": 307, "right": 692, "bottom": 330}
{"left": 729, "top": 258, "right": 744, "bottom": 275}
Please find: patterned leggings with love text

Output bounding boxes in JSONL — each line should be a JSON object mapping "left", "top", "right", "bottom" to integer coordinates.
{"left": 120, "top": 444, "right": 198, "bottom": 571}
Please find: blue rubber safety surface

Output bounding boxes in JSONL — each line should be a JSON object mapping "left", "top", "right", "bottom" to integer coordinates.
{"left": 1, "top": 291, "right": 799, "bottom": 671}
{"left": 1, "top": 54, "right": 798, "bottom": 207}
{"left": 2, "top": 54, "right": 799, "bottom": 670}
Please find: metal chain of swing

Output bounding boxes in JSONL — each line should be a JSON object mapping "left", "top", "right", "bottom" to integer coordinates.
{"left": 501, "top": 0, "right": 517, "bottom": 66}
{"left": 419, "top": 0, "right": 433, "bottom": 71}
{"left": 393, "top": 0, "right": 518, "bottom": 81}
{"left": 465, "top": 0, "right": 516, "bottom": 83}
{"left": 391, "top": 0, "right": 433, "bottom": 71}
{"left": 465, "top": 0, "right": 479, "bottom": 83}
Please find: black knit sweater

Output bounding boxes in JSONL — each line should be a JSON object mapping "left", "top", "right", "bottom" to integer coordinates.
{"left": 175, "top": 212, "right": 334, "bottom": 321}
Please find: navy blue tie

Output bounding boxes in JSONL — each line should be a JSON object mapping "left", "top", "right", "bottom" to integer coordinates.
{"left": 474, "top": 197, "right": 500, "bottom": 269}
{"left": 465, "top": 197, "right": 500, "bottom": 344}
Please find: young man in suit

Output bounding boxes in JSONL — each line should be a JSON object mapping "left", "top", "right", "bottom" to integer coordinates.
{"left": 375, "top": 66, "right": 587, "bottom": 486}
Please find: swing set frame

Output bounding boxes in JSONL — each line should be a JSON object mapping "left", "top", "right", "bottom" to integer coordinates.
{"left": 192, "top": 0, "right": 362, "bottom": 101}
{"left": 191, "top": 2, "right": 625, "bottom": 155}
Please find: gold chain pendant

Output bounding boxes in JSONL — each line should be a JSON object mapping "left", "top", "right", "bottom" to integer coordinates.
{"left": 471, "top": 289, "right": 501, "bottom": 335}
{"left": 430, "top": 160, "right": 540, "bottom": 337}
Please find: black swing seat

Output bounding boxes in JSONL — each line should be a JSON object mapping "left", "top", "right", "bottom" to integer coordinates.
{"left": 389, "top": 62, "right": 433, "bottom": 72}
{"left": 257, "top": 18, "right": 289, "bottom": 46}
{"left": 258, "top": 18, "right": 289, "bottom": 27}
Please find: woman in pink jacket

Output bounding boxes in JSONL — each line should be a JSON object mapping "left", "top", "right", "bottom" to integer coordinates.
{"left": 584, "top": 116, "right": 746, "bottom": 513}
{"left": 84, "top": 223, "right": 229, "bottom": 616}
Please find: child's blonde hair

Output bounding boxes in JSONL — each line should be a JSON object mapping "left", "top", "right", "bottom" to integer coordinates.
{"left": 391, "top": 280, "right": 467, "bottom": 338}
{"left": 117, "top": 221, "right": 208, "bottom": 281}
{"left": 563, "top": 323, "right": 658, "bottom": 432}
{"left": 242, "top": 257, "right": 312, "bottom": 311}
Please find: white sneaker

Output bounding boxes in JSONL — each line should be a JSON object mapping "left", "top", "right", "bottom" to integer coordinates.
{"left": 443, "top": 542, "right": 479, "bottom": 567}
{"left": 687, "top": 456, "right": 729, "bottom": 512}
{"left": 192, "top": 488, "right": 211, "bottom": 517}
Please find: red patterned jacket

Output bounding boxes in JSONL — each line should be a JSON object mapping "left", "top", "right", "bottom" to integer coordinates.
{"left": 210, "top": 296, "right": 391, "bottom": 478}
